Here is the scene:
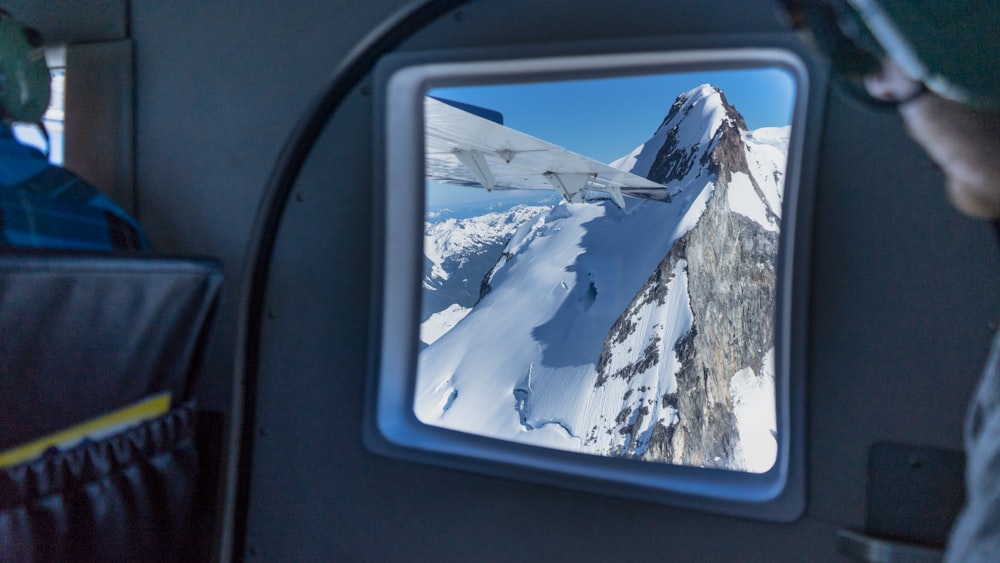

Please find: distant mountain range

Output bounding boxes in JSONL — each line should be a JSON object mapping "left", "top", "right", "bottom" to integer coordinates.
{"left": 419, "top": 84, "right": 787, "bottom": 472}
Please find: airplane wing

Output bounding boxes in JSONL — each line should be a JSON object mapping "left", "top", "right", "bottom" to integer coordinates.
{"left": 425, "top": 96, "right": 670, "bottom": 209}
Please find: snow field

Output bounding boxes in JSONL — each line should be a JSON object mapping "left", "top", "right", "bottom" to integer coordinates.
{"left": 416, "top": 203, "right": 605, "bottom": 436}
{"left": 727, "top": 172, "right": 777, "bottom": 232}
{"left": 742, "top": 127, "right": 789, "bottom": 217}
{"left": 729, "top": 348, "right": 777, "bottom": 473}
{"left": 420, "top": 304, "right": 472, "bottom": 346}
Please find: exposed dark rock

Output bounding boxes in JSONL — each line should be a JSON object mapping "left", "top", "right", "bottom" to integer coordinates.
{"left": 648, "top": 127, "right": 701, "bottom": 185}
{"left": 646, "top": 169, "right": 777, "bottom": 468}
{"left": 478, "top": 250, "right": 514, "bottom": 301}
{"left": 705, "top": 119, "right": 751, "bottom": 181}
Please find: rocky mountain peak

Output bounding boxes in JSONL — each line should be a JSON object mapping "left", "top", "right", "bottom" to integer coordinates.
{"left": 654, "top": 84, "right": 747, "bottom": 135}
{"left": 645, "top": 84, "right": 751, "bottom": 186}
{"left": 592, "top": 85, "right": 781, "bottom": 470}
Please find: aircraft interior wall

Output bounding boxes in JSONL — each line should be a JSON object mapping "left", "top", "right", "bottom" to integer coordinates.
{"left": 5, "top": 0, "right": 126, "bottom": 44}
{"left": 11, "top": 1, "right": 1000, "bottom": 561}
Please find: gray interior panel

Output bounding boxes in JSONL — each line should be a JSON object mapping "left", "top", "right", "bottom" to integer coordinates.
{"left": 10, "top": 0, "right": 994, "bottom": 560}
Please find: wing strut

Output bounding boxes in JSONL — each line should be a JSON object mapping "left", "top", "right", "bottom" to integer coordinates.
{"left": 544, "top": 172, "right": 596, "bottom": 204}
{"left": 453, "top": 149, "right": 495, "bottom": 191}
{"left": 544, "top": 172, "right": 627, "bottom": 209}
{"left": 605, "top": 185, "right": 626, "bottom": 210}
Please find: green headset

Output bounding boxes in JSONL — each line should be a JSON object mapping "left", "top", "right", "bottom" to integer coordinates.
{"left": 785, "top": 0, "right": 1000, "bottom": 111}
{"left": 0, "top": 11, "right": 49, "bottom": 124}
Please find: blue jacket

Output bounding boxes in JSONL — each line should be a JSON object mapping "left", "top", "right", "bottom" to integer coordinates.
{"left": 0, "top": 126, "right": 149, "bottom": 251}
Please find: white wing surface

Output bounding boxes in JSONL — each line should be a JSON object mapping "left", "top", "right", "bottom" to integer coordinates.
{"left": 425, "top": 97, "right": 670, "bottom": 208}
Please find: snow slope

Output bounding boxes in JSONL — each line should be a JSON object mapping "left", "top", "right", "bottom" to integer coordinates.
{"left": 416, "top": 196, "right": 707, "bottom": 443}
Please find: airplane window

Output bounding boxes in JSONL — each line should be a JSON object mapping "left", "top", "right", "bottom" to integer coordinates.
{"left": 370, "top": 45, "right": 813, "bottom": 516}
{"left": 416, "top": 68, "right": 794, "bottom": 474}
{"left": 13, "top": 46, "right": 65, "bottom": 165}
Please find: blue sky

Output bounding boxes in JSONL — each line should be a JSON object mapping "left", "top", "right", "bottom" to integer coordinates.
{"left": 430, "top": 67, "right": 796, "bottom": 164}
{"left": 426, "top": 66, "right": 796, "bottom": 218}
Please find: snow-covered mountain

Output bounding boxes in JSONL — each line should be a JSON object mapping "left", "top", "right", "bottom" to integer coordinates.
{"left": 417, "top": 84, "right": 787, "bottom": 472}
{"left": 422, "top": 204, "right": 551, "bottom": 344}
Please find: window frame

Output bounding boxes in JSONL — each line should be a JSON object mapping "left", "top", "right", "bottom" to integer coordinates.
{"left": 365, "top": 35, "right": 823, "bottom": 522}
